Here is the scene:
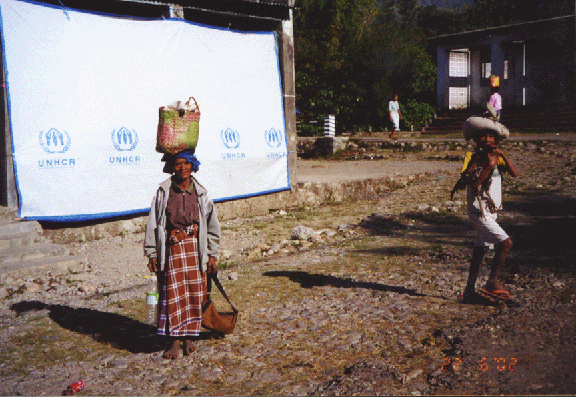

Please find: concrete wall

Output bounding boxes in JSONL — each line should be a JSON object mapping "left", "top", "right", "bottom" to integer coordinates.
{"left": 42, "top": 138, "right": 464, "bottom": 244}
{"left": 43, "top": 172, "right": 427, "bottom": 244}
{"left": 469, "top": 50, "right": 482, "bottom": 107}
{"left": 436, "top": 45, "right": 450, "bottom": 109}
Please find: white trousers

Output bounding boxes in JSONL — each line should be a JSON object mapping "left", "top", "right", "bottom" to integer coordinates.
{"left": 468, "top": 211, "right": 509, "bottom": 249}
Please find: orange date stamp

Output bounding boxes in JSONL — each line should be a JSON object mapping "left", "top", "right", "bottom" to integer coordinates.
{"left": 442, "top": 357, "right": 518, "bottom": 372}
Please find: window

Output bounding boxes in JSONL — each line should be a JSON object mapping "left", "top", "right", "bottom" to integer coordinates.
{"left": 449, "top": 87, "right": 468, "bottom": 109}
{"left": 482, "top": 62, "right": 491, "bottom": 79}
{"left": 449, "top": 52, "right": 468, "bottom": 77}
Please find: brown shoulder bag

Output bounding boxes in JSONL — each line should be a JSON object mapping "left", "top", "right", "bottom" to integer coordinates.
{"left": 201, "top": 273, "right": 238, "bottom": 335}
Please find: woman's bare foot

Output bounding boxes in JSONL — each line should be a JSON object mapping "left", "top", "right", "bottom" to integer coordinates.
{"left": 162, "top": 339, "right": 181, "bottom": 360}
{"left": 183, "top": 339, "right": 198, "bottom": 356}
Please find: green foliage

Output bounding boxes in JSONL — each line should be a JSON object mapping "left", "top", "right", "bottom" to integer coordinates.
{"left": 294, "top": 0, "right": 574, "bottom": 135}
{"left": 295, "top": 0, "right": 438, "bottom": 133}
{"left": 294, "top": 0, "right": 573, "bottom": 134}
{"left": 416, "top": 5, "right": 472, "bottom": 37}
{"left": 400, "top": 99, "right": 436, "bottom": 129}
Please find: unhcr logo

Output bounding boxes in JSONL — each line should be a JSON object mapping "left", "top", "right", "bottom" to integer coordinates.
{"left": 221, "top": 128, "right": 241, "bottom": 149}
{"left": 39, "top": 128, "right": 71, "bottom": 154}
{"left": 220, "top": 128, "right": 245, "bottom": 160}
{"left": 264, "top": 128, "right": 283, "bottom": 148}
{"left": 112, "top": 127, "right": 138, "bottom": 151}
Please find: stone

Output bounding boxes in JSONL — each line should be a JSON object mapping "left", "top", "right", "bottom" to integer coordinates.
{"left": 309, "top": 234, "right": 324, "bottom": 244}
{"left": 23, "top": 282, "right": 40, "bottom": 294}
{"left": 247, "top": 247, "right": 262, "bottom": 258}
{"left": 291, "top": 225, "right": 315, "bottom": 241}
{"left": 223, "top": 369, "right": 250, "bottom": 384}
{"left": 250, "top": 369, "right": 283, "bottom": 383}
{"left": 78, "top": 282, "right": 97, "bottom": 294}
{"left": 407, "top": 369, "right": 423, "bottom": 380}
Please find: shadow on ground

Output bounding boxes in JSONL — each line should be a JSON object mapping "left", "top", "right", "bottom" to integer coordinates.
{"left": 359, "top": 211, "right": 474, "bottom": 250}
{"left": 500, "top": 190, "right": 576, "bottom": 274}
{"left": 263, "top": 270, "right": 425, "bottom": 296}
{"left": 10, "top": 300, "right": 164, "bottom": 353}
{"left": 359, "top": 189, "right": 576, "bottom": 275}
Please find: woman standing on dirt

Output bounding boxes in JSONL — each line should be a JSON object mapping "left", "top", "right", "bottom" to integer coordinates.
{"left": 388, "top": 94, "right": 402, "bottom": 141}
{"left": 144, "top": 150, "right": 221, "bottom": 359}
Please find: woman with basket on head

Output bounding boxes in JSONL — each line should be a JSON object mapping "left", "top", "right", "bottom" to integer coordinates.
{"left": 144, "top": 98, "right": 221, "bottom": 359}
{"left": 144, "top": 150, "right": 221, "bottom": 358}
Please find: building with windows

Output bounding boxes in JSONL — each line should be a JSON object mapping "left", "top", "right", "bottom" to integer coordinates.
{"left": 431, "top": 15, "right": 575, "bottom": 111}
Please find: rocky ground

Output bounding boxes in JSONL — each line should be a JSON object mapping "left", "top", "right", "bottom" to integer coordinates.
{"left": 1, "top": 137, "right": 575, "bottom": 396}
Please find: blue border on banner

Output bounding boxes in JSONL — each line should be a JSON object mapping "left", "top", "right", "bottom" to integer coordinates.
{"left": 23, "top": 185, "right": 292, "bottom": 222}
{"left": 213, "top": 186, "right": 291, "bottom": 204}
{"left": 23, "top": 207, "right": 151, "bottom": 222}
{"left": 1, "top": 0, "right": 290, "bottom": 221}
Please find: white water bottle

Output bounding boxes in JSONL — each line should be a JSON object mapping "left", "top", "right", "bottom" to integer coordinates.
{"left": 144, "top": 275, "right": 159, "bottom": 325}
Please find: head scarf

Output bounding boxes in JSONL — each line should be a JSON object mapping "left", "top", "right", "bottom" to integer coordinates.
{"left": 175, "top": 150, "right": 201, "bottom": 172}
{"left": 161, "top": 150, "right": 200, "bottom": 174}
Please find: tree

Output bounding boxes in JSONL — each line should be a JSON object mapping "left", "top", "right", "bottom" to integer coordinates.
{"left": 294, "top": 0, "right": 438, "bottom": 132}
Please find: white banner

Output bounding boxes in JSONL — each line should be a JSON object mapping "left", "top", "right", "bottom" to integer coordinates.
{"left": 0, "top": 0, "right": 289, "bottom": 221}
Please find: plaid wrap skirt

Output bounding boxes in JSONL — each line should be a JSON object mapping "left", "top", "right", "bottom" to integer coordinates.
{"left": 157, "top": 233, "right": 207, "bottom": 337}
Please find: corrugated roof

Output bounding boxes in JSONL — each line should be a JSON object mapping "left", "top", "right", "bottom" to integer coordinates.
{"left": 51, "top": 0, "right": 294, "bottom": 24}
{"left": 114, "top": 0, "right": 294, "bottom": 21}
{"left": 114, "top": 0, "right": 293, "bottom": 6}
{"left": 430, "top": 14, "right": 575, "bottom": 41}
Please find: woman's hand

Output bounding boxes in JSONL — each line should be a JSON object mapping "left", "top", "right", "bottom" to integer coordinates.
{"left": 148, "top": 257, "right": 158, "bottom": 273}
{"left": 207, "top": 256, "right": 217, "bottom": 276}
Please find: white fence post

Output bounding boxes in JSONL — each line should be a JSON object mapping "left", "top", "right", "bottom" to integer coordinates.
{"left": 324, "top": 114, "right": 335, "bottom": 136}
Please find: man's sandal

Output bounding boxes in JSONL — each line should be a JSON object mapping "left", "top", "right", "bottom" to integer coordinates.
{"left": 478, "top": 288, "right": 513, "bottom": 300}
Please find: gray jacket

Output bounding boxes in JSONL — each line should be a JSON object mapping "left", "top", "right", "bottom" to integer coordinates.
{"left": 144, "top": 176, "right": 221, "bottom": 273}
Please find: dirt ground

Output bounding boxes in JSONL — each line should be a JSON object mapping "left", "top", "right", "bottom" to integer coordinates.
{"left": 299, "top": 138, "right": 576, "bottom": 395}
{"left": 1, "top": 137, "right": 576, "bottom": 396}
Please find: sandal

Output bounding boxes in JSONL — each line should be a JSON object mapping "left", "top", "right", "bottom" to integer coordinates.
{"left": 478, "top": 288, "right": 513, "bottom": 300}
